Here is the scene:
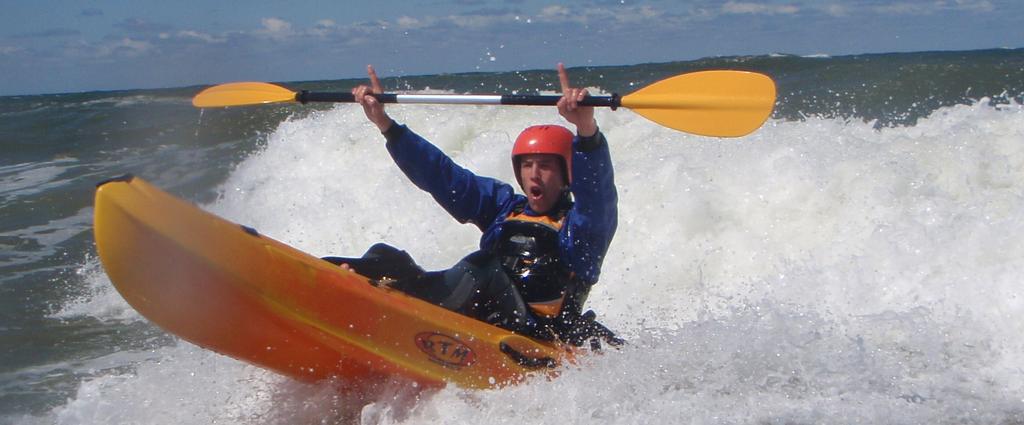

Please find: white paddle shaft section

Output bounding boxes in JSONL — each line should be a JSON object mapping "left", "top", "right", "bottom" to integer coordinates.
{"left": 393, "top": 94, "right": 503, "bottom": 105}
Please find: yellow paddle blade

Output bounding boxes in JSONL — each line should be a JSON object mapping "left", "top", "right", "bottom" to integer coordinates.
{"left": 192, "top": 82, "right": 298, "bottom": 108}
{"left": 621, "top": 70, "right": 776, "bottom": 137}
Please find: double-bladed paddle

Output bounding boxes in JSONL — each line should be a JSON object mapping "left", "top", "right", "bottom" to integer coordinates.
{"left": 192, "top": 70, "right": 776, "bottom": 137}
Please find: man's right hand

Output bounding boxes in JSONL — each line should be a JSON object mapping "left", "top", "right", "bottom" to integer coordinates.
{"left": 352, "top": 65, "right": 394, "bottom": 133}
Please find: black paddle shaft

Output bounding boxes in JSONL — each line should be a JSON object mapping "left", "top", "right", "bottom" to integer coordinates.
{"left": 297, "top": 91, "right": 621, "bottom": 110}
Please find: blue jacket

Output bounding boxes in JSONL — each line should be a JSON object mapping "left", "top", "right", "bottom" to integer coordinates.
{"left": 384, "top": 124, "right": 617, "bottom": 286}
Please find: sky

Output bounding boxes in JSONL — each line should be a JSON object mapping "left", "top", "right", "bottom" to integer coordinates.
{"left": 0, "top": 0, "right": 1021, "bottom": 95}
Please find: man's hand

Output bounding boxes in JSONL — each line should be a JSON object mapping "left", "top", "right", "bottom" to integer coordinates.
{"left": 352, "top": 65, "right": 393, "bottom": 133}
{"left": 556, "top": 63, "right": 597, "bottom": 138}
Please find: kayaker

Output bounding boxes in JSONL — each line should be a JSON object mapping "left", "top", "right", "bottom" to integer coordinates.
{"left": 330, "top": 63, "right": 619, "bottom": 345}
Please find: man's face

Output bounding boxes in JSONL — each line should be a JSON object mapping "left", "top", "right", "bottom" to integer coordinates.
{"left": 518, "top": 154, "right": 566, "bottom": 214}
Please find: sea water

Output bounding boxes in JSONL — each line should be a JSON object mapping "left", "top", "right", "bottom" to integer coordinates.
{"left": 2, "top": 49, "right": 1023, "bottom": 424}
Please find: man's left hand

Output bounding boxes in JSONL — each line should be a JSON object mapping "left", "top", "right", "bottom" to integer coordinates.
{"left": 556, "top": 63, "right": 597, "bottom": 137}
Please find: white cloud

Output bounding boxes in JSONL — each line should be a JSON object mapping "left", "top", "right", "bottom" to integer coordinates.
{"left": 818, "top": 4, "right": 849, "bottom": 17}
{"left": 538, "top": 5, "right": 590, "bottom": 23}
{"left": 0, "top": 46, "right": 22, "bottom": 55}
{"left": 532, "top": 5, "right": 609, "bottom": 25}
{"left": 396, "top": 16, "right": 422, "bottom": 29}
{"left": 176, "top": 30, "right": 225, "bottom": 43}
{"left": 538, "top": 5, "right": 571, "bottom": 19}
{"left": 95, "top": 38, "right": 152, "bottom": 57}
{"left": 871, "top": 0, "right": 994, "bottom": 16}
{"left": 119, "top": 38, "right": 152, "bottom": 53}
{"left": 722, "top": 2, "right": 799, "bottom": 15}
{"left": 578, "top": 4, "right": 666, "bottom": 24}
{"left": 450, "top": 13, "right": 511, "bottom": 29}
{"left": 872, "top": 2, "right": 927, "bottom": 15}
{"left": 259, "top": 17, "right": 293, "bottom": 38}
{"left": 952, "top": 0, "right": 994, "bottom": 12}
{"left": 310, "top": 19, "right": 337, "bottom": 36}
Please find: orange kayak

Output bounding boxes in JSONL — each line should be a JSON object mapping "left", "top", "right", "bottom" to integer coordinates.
{"left": 93, "top": 176, "right": 571, "bottom": 390}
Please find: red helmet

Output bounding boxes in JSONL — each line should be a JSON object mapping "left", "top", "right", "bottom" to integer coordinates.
{"left": 511, "top": 125, "right": 573, "bottom": 186}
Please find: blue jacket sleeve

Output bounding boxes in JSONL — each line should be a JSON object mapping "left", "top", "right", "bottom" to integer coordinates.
{"left": 561, "top": 130, "right": 618, "bottom": 285}
{"left": 383, "top": 124, "right": 516, "bottom": 231}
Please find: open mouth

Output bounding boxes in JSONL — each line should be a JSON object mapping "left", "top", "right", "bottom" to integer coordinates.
{"left": 529, "top": 186, "right": 543, "bottom": 198}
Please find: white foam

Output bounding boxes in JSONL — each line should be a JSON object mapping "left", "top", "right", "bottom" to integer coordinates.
{"left": 0, "top": 205, "right": 97, "bottom": 288}
{"left": 51, "top": 254, "right": 141, "bottom": 323}
{"left": 48, "top": 97, "right": 1024, "bottom": 423}
{"left": 48, "top": 343, "right": 287, "bottom": 424}
{"left": 0, "top": 159, "right": 79, "bottom": 203}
